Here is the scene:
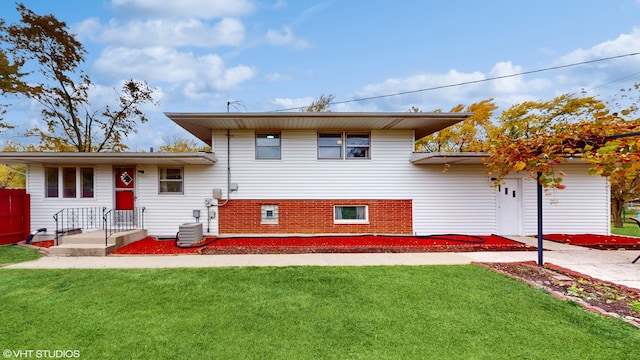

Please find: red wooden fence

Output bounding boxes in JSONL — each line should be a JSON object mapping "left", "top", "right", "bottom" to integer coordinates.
{"left": 0, "top": 188, "right": 30, "bottom": 245}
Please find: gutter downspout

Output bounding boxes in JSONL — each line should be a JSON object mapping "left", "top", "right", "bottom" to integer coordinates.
{"left": 217, "top": 129, "right": 231, "bottom": 207}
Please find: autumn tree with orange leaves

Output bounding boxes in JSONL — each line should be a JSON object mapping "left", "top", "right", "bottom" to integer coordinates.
{"left": 484, "top": 93, "right": 640, "bottom": 227}
{"left": 416, "top": 91, "right": 640, "bottom": 228}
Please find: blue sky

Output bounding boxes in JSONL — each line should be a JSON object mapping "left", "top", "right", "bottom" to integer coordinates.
{"left": 2, "top": 0, "right": 640, "bottom": 150}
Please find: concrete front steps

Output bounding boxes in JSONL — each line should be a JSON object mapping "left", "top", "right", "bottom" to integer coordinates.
{"left": 47, "top": 229, "right": 147, "bottom": 256}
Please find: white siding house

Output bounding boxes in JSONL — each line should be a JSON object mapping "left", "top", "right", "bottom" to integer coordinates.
{"left": 0, "top": 112, "right": 611, "bottom": 240}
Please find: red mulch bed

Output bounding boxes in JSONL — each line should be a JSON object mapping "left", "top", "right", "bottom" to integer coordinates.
{"left": 544, "top": 234, "right": 640, "bottom": 250}
{"left": 111, "top": 234, "right": 536, "bottom": 255}
{"left": 27, "top": 240, "right": 55, "bottom": 249}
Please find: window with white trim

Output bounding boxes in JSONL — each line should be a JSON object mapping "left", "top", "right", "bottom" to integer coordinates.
{"left": 318, "top": 132, "right": 370, "bottom": 159}
{"left": 261, "top": 204, "right": 279, "bottom": 224}
{"left": 334, "top": 205, "right": 368, "bottom": 224}
{"left": 45, "top": 167, "right": 94, "bottom": 198}
{"left": 159, "top": 167, "right": 184, "bottom": 194}
{"left": 256, "top": 133, "right": 281, "bottom": 159}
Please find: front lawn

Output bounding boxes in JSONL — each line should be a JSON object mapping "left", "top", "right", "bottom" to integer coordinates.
{"left": 612, "top": 221, "right": 640, "bottom": 237}
{"left": 0, "top": 244, "right": 41, "bottom": 266}
{"left": 0, "top": 266, "right": 638, "bottom": 359}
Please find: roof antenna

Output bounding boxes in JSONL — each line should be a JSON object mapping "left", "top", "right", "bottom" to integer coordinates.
{"left": 227, "top": 100, "right": 246, "bottom": 112}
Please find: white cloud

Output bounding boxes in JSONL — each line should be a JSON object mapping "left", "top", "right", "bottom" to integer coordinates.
{"left": 264, "top": 72, "right": 292, "bottom": 82}
{"left": 487, "top": 61, "right": 550, "bottom": 94}
{"left": 79, "top": 17, "right": 245, "bottom": 48}
{"left": 265, "top": 26, "right": 308, "bottom": 49}
{"left": 110, "top": 0, "right": 254, "bottom": 19}
{"left": 93, "top": 46, "right": 257, "bottom": 94}
{"left": 273, "top": 97, "right": 314, "bottom": 110}
{"left": 557, "top": 27, "right": 640, "bottom": 67}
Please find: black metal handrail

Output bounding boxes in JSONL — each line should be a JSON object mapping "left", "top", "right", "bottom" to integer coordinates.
{"left": 103, "top": 207, "right": 146, "bottom": 246}
{"left": 53, "top": 207, "right": 106, "bottom": 245}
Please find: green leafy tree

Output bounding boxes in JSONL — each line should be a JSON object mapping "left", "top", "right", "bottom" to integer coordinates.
{"left": 0, "top": 3, "right": 156, "bottom": 152}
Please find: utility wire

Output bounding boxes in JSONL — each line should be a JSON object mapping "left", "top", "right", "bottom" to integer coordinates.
{"left": 272, "top": 51, "right": 640, "bottom": 112}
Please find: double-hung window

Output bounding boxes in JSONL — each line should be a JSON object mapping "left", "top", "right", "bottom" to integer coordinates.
{"left": 45, "top": 167, "right": 94, "bottom": 198}
{"left": 159, "top": 168, "right": 184, "bottom": 194}
{"left": 318, "top": 132, "right": 370, "bottom": 160}
{"left": 256, "top": 133, "right": 281, "bottom": 159}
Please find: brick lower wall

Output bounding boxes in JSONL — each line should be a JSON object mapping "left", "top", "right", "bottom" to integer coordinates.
{"left": 218, "top": 199, "right": 412, "bottom": 235}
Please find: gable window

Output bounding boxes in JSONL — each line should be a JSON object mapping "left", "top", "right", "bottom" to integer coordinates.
{"left": 334, "top": 205, "right": 368, "bottom": 224}
{"left": 256, "top": 133, "right": 281, "bottom": 159}
{"left": 318, "top": 132, "right": 370, "bottom": 160}
{"left": 159, "top": 167, "right": 183, "bottom": 194}
{"left": 45, "top": 167, "right": 94, "bottom": 198}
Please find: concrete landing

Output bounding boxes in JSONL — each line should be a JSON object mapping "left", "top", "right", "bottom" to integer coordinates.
{"left": 48, "top": 229, "right": 147, "bottom": 256}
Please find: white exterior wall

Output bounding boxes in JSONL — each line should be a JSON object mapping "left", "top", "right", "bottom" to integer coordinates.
{"left": 409, "top": 165, "right": 498, "bottom": 235}
{"left": 23, "top": 129, "right": 610, "bottom": 237}
{"left": 212, "top": 129, "right": 417, "bottom": 200}
{"left": 27, "top": 164, "right": 113, "bottom": 236}
{"left": 521, "top": 167, "right": 610, "bottom": 235}
{"left": 212, "top": 129, "right": 610, "bottom": 236}
{"left": 26, "top": 163, "right": 218, "bottom": 238}
{"left": 135, "top": 164, "right": 217, "bottom": 237}
{"left": 409, "top": 164, "right": 610, "bottom": 236}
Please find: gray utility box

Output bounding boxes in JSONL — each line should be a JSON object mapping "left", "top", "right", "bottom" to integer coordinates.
{"left": 178, "top": 222, "right": 203, "bottom": 245}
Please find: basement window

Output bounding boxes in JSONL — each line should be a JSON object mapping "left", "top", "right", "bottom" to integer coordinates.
{"left": 334, "top": 205, "right": 368, "bottom": 224}
{"left": 261, "top": 205, "right": 279, "bottom": 224}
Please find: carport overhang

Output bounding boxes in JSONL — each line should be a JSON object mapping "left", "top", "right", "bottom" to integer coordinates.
{"left": 411, "top": 152, "right": 487, "bottom": 165}
{"left": 164, "top": 112, "right": 473, "bottom": 146}
{"left": 0, "top": 152, "right": 217, "bottom": 166}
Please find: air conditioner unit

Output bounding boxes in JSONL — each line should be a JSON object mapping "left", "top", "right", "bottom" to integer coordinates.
{"left": 178, "top": 223, "right": 203, "bottom": 245}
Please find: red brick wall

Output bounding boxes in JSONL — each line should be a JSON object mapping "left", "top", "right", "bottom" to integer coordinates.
{"left": 218, "top": 199, "right": 412, "bottom": 235}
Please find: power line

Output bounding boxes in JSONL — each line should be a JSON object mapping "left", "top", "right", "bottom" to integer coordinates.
{"left": 272, "top": 51, "right": 640, "bottom": 112}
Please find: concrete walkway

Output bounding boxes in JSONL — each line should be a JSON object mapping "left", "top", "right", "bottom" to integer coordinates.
{"left": 5, "top": 236, "right": 640, "bottom": 290}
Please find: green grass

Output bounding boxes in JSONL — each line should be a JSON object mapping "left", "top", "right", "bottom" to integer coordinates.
{"left": 612, "top": 221, "right": 640, "bottom": 237}
{"left": 0, "top": 244, "right": 41, "bottom": 266}
{"left": 0, "top": 266, "right": 638, "bottom": 359}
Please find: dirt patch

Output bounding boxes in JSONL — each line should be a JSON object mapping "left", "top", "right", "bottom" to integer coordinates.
{"left": 478, "top": 261, "right": 640, "bottom": 328}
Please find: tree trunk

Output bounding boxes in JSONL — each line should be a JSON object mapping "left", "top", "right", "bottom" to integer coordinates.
{"left": 611, "top": 198, "right": 625, "bottom": 228}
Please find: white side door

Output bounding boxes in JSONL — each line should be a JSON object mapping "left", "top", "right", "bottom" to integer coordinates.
{"left": 496, "top": 178, "right": 522, "bottom": 235}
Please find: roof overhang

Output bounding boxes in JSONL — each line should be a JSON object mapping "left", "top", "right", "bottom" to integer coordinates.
{"left": 411, "top": 152, "right": 487, "bottom": 165}
{"left": 411, "top": 152, "right": 589, "bottom": 165}
{"left": 165, "top": 112, "right": 473, "bottom": 145}
{"left": 0, "top": 152, "right": 217, "bottom": 165}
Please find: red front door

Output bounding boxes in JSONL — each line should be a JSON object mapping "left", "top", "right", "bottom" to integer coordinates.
{"left": 115, "top": 167, "right": 135, "bottom": 210}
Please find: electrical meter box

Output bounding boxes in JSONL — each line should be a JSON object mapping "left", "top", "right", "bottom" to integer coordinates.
{"left": 212, "top": 188, "right": 222, "bottom": 200}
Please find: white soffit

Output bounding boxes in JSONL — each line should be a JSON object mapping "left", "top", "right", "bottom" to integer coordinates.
{"left": 165, "top": 112, "right": 472, "bottom": 145}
